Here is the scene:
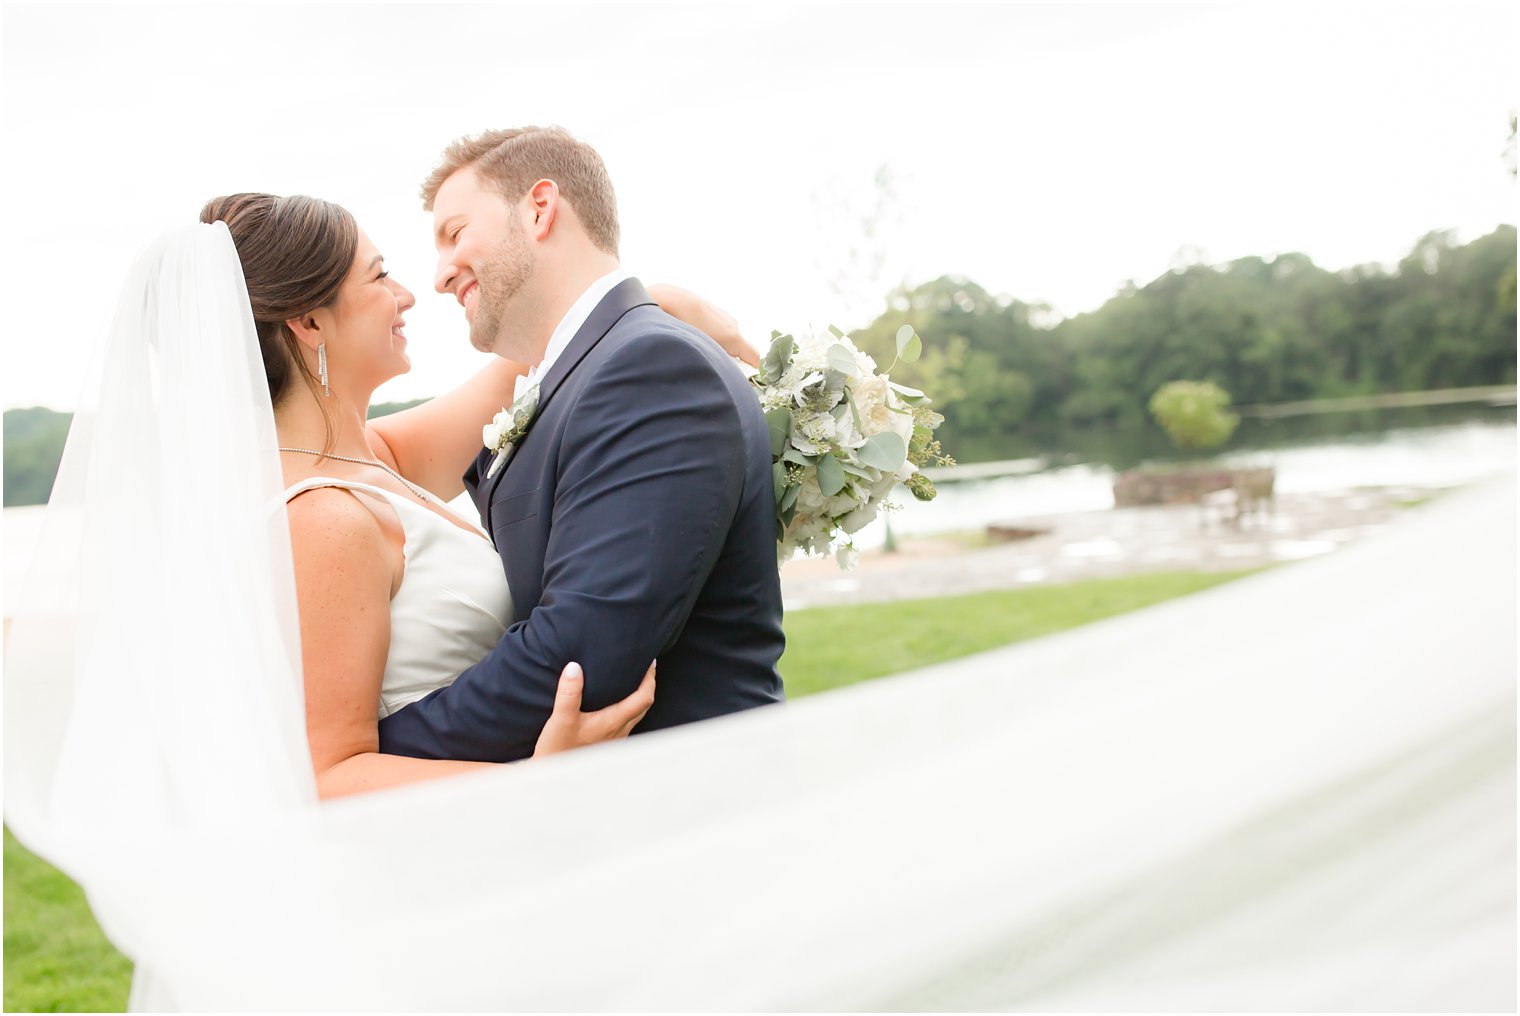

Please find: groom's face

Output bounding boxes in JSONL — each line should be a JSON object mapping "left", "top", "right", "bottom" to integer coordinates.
{"left": 432, "top": 168, "right": 536, "bottom": 355}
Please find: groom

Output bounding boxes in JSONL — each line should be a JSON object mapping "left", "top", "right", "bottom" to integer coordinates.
{"left": 378, "top": 126, "right": 786, "bottom": 762}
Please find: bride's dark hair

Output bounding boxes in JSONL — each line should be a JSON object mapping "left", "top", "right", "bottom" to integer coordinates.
{"left": 198, "top": 194, "right": 358, "bottom": 406}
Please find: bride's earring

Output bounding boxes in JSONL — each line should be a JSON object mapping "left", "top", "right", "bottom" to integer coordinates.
{"left": 317, "top": 343, "right": 331, "bottom": 398}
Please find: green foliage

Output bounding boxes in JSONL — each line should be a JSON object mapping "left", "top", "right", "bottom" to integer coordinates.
{"left": 368, "top": 398, "right": 428, "bottom": 419}
{"left": 3, "top": 408, "right": 71, "bottom": 507}
{"left": 848, "top": 226, "right": 1516, "bottom": 459}
{"left": 1148, "top": 380, "right": 1240, "bottom": 450}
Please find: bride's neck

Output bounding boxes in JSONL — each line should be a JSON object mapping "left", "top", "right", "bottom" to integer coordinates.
{"left": 273, "top": 386, "right": 375, "bottom": 459}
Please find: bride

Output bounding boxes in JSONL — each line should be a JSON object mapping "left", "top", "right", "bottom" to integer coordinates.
{"left": 205, "top": 190, "right": 752, "bottom": 797}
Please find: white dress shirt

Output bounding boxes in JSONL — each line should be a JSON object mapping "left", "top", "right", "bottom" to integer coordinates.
{"left": 513, "top": 268, "right": 631, "bottom": 404}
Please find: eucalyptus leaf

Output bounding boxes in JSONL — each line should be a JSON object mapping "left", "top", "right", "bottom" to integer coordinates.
{"left": 842, "top": 386, "right": 865, "bottom": 431}
{"left": 823, "top": 370, "right": 847, "bottom": 395}
{"left": 780, "top": 483, "right": 801, "bottom": 513}
{"left": 762, "top": 333, "right": 794, "bottom": 381}
{"left": 894, "top": 324, "right": 922, "bottom": 363}
{"left": 888, "top": 380, "right": 925, "bottom": 398}
{"left": 826, "top": 343, "right": 861, "bottom": 377}
{"left": 828, "top": 324, "right": 845, "bottom": 338}
{"left": 781, "top": 447, "right": 816, "bottom": 467}
{"left": 765, "top": 407, "right": 792, "bottom": 459}
{"left": 816, "top": 454, "right": 846, "bottom": 496}
{"left": 772, "top": 462, "right": 787, "bottom": 504}
{"left": 839, "top": 460, "right": 875, "bottom": 480}
{"left": 781, "top": 502, "right": 798, "bottom": 527}
{"left": 859, "top": 431, "right": 907, "bottom": 472}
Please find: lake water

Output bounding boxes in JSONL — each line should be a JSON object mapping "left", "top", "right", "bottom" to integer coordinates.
{"left": 860, "top": 411, "right": 1516, "bottom": 550}
{"left": 5, "top": 413, "right": 1515, "bottom": 615}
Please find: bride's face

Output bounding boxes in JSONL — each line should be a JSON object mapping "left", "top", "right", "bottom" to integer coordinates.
{"left": 326, "top": 230, "right": 417, "bottom": 393}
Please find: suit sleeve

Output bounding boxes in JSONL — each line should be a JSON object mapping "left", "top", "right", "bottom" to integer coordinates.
{"left": 376, "top": 331, "right": 745, "bottom": 762}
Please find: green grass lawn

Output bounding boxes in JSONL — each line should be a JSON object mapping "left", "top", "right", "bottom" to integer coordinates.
{"left": 779, "top": 568, "right": 1258, "bottom": 697}
{"left": 3, "top": 567, "right": 1257, "bottom": 1012}
{"left": 4, "top": 828, "right": 132, "bottom": 1013}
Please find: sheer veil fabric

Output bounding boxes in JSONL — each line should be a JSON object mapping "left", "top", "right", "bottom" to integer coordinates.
{"left": 4, "top": 225, "right": 1514, "bottom": 1011}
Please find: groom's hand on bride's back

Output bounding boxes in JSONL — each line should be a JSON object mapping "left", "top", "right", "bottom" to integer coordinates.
{"left": 532, "top": 661, "right": 657, "bottom": 758}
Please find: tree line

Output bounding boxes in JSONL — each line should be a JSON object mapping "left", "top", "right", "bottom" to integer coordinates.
{"left": 2, "top": 399, "right": 426, "bottom": 508}
{"left": 5, "top": 227, "right": 1515, "bottom": 506}
{"left": 850, "top": 225, "right": 1516, "bottom": 460}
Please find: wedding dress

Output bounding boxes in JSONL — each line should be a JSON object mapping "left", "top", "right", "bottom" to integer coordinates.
{"left": 5, "top": 223, "right": 1514, "bottom": 1011}
{"left": 281, "top": 478, "right": 511, "bottom": 717}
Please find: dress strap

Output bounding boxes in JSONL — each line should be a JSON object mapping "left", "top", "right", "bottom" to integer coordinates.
{"left": 282, "top": 477, "right": 400, "bottom": 504}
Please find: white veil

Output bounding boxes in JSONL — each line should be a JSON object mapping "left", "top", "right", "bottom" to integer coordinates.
{"left": 4, "top": 225, "right": 1514, "bottom": 1011}
{"left": 3, "top": 223, "right": 316, "bottom": 1000}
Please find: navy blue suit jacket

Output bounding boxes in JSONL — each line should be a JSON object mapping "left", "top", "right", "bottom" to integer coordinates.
{"left": 377, "top": 278, "right": 786, "bottom": 762}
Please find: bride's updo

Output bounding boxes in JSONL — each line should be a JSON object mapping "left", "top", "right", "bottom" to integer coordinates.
{"left": 199, "top": 194, "right": 358, "bottom": 404}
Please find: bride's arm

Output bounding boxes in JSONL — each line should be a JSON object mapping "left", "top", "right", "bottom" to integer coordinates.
{"left": 289, "top": 488, "right": 492, "bottom": 798}
{"left": 288, "top": 489, "right": 655, "bottom": 799}
{"left": 365, "top": 285, "right": 759, "bottom": 501}
{"left": 366, "top": 356, "right": 532, "bottom": 505}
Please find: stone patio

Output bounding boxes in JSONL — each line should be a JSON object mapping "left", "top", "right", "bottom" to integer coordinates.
{"left": 779, "top": 485, "right": 1446, "bottom": 610}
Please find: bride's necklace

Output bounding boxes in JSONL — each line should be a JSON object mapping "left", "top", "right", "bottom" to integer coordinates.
{"left": 278, "top": 447, "right": 433, "bottom": 504}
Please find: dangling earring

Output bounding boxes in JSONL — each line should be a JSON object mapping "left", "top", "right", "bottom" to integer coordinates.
{"left": 318, "top": 342, "right": 331, "bottom": 398}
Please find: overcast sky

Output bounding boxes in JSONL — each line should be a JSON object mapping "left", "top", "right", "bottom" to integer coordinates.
{"left": 1, "top": 2, "right": 1514, "bottom": 411}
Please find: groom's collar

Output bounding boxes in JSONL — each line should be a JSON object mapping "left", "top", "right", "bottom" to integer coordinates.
{"left": 478, "top": 276, "right": 657, "bottom": 527}
{"left": 515, "top": 267, "right": 631, "bottom": 403}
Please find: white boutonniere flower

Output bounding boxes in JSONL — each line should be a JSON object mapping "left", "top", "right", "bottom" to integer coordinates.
{"left": 483, "top": 383, "right": 540, "bottom": 479}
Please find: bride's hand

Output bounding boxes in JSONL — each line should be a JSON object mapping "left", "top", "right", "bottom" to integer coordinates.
{"left": 532, "top": 661, "right": 657, "bottom": 758}
{"left": 649, "top": 284, "right": 760, "bottom": 366}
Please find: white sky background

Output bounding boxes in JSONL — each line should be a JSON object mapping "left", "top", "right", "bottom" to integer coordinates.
{"left": 0, "top": 2, "right": 1514, "bottom": 412}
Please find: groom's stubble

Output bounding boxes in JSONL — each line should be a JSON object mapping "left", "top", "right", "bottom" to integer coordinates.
{"left": 469, "top": 216, "right": 537, "bottom": 356}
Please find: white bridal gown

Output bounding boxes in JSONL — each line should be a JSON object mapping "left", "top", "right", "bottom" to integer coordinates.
{"left": 281, "top": 477, "right": 511, "bottom": 717}
{"left": 5, "top": 223, "right": 1515, "bottom": 1011}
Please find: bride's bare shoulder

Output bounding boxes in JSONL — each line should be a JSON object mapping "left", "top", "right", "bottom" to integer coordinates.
{"left": 285, "top": 486, "right": 404, "bottom": 591}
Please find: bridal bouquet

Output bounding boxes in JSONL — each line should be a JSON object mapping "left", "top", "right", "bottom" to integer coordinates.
{"left": 745, "top": 324, "right": 952, "bottom": 569}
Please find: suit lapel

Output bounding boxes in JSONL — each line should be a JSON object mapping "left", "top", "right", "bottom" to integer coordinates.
{"left": 477, "top": 277, "right": 657, "bottom": 531}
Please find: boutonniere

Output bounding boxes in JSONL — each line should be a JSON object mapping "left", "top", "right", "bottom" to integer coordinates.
{"left": 482, "top": 383, "right": 540, "bottom": 479}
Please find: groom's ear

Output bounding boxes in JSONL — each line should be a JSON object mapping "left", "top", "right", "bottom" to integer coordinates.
{"left": 525, "top": 179, "right": 558, "bottom": 242}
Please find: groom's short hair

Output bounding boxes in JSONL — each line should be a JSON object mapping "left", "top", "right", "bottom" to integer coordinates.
{"left": 421, "top": 126, "right": 620, "bottom": 257}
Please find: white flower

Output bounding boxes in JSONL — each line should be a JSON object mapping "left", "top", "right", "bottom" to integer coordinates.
{"left": 784, "top": 514, "right": 829, "bottom": 556}
{"left": 482, "top": 409, "right": 510, "bottom": 451}
{"left": 790, "top": 412, "right": 837, "bottom": 457}
{"left": 868, "top": 468, "right": 902, "bottom": 503}
{"left": 849, "top": 374, "right": 903, "bottom": 439}
{"left": 790, "top": 331, "right": 834, "bottom": 373}
{"left": 794, "top": 474, "right": 827, "bottom": 515}
{"left": 838, "top": 502, "right": 879, "bottom": 534}
{"left": 832, "top": 402, "right": 866, "bottom": 450}
{"left": 835, "top": 543, "right": 860, "bottom": 570}
{"left": 850, "top": 345, "right": 879, "bottom": 377}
